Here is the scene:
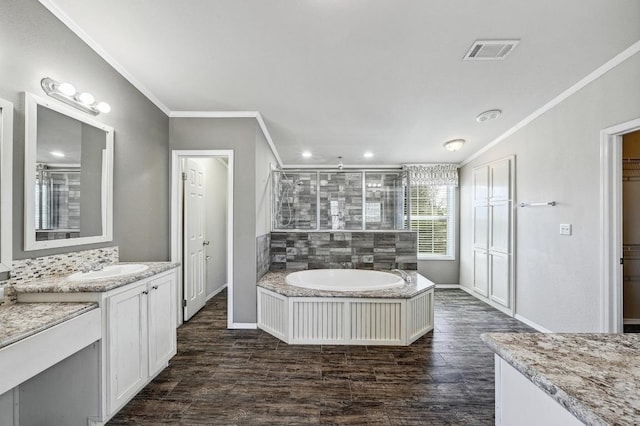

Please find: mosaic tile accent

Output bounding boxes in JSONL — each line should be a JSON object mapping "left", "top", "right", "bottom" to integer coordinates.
{"left": 270, "top": 232, "right": 417, "bottom": 271}
{"left": 256, "top": 233, "right": 271, "bottom": 280}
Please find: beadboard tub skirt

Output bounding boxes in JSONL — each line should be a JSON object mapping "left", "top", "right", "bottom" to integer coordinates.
{"left": 257, "top": 287, "right": 434, "bottom": 346}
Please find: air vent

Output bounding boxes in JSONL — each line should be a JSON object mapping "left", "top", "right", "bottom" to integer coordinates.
{"left": 464, "top": 39, "right": 520, "bottom": 60}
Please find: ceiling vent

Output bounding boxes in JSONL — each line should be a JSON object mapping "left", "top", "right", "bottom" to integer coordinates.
{"left": 464, "top": 39, "right": 520, "bottom": 60}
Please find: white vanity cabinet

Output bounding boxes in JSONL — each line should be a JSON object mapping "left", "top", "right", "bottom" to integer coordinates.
{"left": 106, "top": 271, "right": 177, "bottom": 416}
{"left": 16, "top": 266, "right": 179, "bottom": 425}
{"left": 107, "top": 272, "right": 177, "bottom": 414}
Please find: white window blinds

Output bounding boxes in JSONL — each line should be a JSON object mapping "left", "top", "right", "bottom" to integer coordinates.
{"left": 405, "top": 164, "right": 457, "bottom": 259}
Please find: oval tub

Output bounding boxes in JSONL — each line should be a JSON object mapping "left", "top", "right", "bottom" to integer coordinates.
{"left": 285, "top": 269, "right": 405, "bottom": 291}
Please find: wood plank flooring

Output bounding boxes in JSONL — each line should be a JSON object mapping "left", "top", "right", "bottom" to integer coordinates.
{"left": 108, "top": 289, "right": 534, "bottom": 425}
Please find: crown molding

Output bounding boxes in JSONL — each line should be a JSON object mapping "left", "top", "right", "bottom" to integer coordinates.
{"left": 170, "top": 110, "right": 282, "bottom": 167}
{"left": 39, "top": 0, "right": 171, "bottom": 116}
{"left": 461, "top": 39, "right": 640, "bottom": 167}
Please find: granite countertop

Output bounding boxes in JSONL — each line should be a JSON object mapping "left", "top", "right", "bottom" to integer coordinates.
{"left": 482, "top": 332, "right": 640, "bottom": 426}
{"left": 11, "top": 262, "right": 179, "bottom": 294}
{"left": 0, "top": 302, "right": 98, "bottom": 349}
{"left": 258, "top": 270, "right": 435, "bottom": 298}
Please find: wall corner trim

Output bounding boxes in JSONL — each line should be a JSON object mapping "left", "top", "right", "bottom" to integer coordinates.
{"left": 38, "top": 0, "right": 172, "bottom": 116}
{"left": 460, "top": 39, "right": 640, "bottom": 167}
{"left": 169, "top": 110, "right": 283, "bottom": 168}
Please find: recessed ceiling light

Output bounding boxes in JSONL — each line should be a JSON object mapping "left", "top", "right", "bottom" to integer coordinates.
{"left": 50, "top": 151, "right": 65, "bottom": 158}
{"left": 363, "top": 152, "right": 374, "bottom": 158}
{"left": 443, "top": 139, "right": 465, "bottom": 152}
{"left": 302, "top": 151, "right": 312, "bottom": 158}
{"left": 476, "top": 109, "right": 502, "bottom": 123}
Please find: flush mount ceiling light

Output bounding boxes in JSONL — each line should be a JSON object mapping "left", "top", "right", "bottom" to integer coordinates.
{"left": 41, "top": 77, "right": 111, "bottom": 116}
{"left": 444, "top": 139, "right": 465, "bottom": 152}
{"left": 476, "top": 109, "right": 502, "bottom": 123}
{"left": 302, "top": 151, "right": 312, "bottom": 158}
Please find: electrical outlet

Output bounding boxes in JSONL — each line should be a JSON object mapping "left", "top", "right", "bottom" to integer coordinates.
{"left": 560, "top": 224, "right": 572, "bottom": 236}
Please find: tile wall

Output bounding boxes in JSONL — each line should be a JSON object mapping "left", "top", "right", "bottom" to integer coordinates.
{"left": 256, "top": 233, "right": 271, "bottom": 280}
{"left": 270, "top": 231, "right": 417, "bottom": 271}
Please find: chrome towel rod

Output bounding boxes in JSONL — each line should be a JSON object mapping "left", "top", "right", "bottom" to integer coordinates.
{"left": 519, "top": 201, "right": 556, "bottom": 207}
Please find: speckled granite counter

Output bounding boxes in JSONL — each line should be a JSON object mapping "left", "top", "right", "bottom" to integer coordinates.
{"left": 482, "top": 333, "right": 640, "bottom": 426}
{"left": 0, "top": 302, "right": 98, "bottom": 349}
{"left": 12, "top": 262, "right": 179, "bottom": 294}
{"left": 258, "top": 270, "right": 434, "bottom": 298}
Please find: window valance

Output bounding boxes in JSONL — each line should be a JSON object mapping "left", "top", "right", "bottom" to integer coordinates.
{"left": 404, "top": 164, "right": 459, "bottom": 187}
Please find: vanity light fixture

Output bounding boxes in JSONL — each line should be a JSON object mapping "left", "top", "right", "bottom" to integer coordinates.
{"left": 302, "top": 151, "right": 312, "bottom": 158}
{"left": 41, "top": 77, "right": 111, "bottom": 116}
{"left": 444, "top": 139, "right": 465, "bottom": 152}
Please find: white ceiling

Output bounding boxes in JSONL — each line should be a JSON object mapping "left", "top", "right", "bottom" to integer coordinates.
{"left": 42, "top": 0, "right": 640, "bottom": 166}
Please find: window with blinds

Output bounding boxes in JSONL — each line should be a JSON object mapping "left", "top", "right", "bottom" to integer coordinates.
{"left": 408, "top": 184, "right": 455, "bottom": 258}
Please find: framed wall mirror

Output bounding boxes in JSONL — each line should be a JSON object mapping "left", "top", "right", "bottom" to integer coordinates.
{"left": 0, "top": 98, "right": 13, "bottom": 271}
{"left": 24, "top": 92, "right": 113, "bottom": 251}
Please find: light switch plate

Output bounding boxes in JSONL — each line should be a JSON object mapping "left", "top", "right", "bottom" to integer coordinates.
{"left": 560, "top": 224, "right": 572, "bottom": 236}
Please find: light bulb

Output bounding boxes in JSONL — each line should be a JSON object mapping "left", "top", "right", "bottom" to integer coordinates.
{"left": 363, "top": 152, "right": 374, "bottom": 158}
{"left": 57, "top": 82, "right": 76, "bottom": 96}
{"left": 302, "top": 151, "right": 312, "bottom": 158}
{"left": 96, "top": 102, "right": 111, "bottom": 113}
{"left": 77, "top": 92, "right": 95, "bottom": 105}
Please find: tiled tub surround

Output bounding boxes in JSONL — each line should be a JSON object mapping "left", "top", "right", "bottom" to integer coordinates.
{"left": 13, "top": 261, "right": 179, "bottom": 295}
{"left": 482, "top": 333, "right": 640, "bottom": 426}
{"left": 270, "top": 231, "right": 418, "bottom": 271}
{"left": 0, "top": 302, "right": 98, "bottom": 348}
{"left": 256, "top": 233, "right": 271, "bottom": 280}
{"left": 257, "top": 270, "right": 435, "bottom": 345}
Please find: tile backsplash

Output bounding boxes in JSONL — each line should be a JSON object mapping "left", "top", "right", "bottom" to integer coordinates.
{"left": 256, "top": 234, "right": 271, "bottom": 280}
{"left": 0, "top": 246, "right": 119, "bottom": 305}
{"left": 270, "top": 231, "right": 417, "bottom": 271}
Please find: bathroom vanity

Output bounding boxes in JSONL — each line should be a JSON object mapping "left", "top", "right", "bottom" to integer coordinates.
{"left": 482, "top": 332, "right": 640, "bottom": 425}
{"left": 8, "top": 262, "right": 179, "bottom": 426}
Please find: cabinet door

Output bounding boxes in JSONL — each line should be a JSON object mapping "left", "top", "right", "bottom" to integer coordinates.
{"left": 490, "top": 253, "right": 510, "bottom": 307}
{"left": 489, "top": 158, "right": 511, "bottom": 201}
{"left": 490, "top": 201, "right": 511, "bottom": 254}
{"left": 473, "top": 166, "right": 489, "bottom": 202}
{"left": 148, "top": 273, "right": 177, "bottom": 376}
{"left": 108, "top": 283, "right": 148, "bottom": 414}
{"left": 473, "top": 250, "right": 489, "bottom": 297}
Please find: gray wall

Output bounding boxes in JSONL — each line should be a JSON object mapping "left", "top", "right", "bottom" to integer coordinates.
{"left": 170, "top": 117, "right": 263, "bottom": 324}
{"left": 0, "top": 0, "right": 170, "bottom": 262}
{"left": 459, "top": 51, "right": 640, "bottom": 332}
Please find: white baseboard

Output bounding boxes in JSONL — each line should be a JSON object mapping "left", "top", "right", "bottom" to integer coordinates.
{"left": 206, "top": 283, "right": 227, "bottom": 301}
{"left": 514, "top": 314, "right": 552, "bottom": 333}
{"left": 435, "top": 284, "right": 461, "bottom": 289}
{"left": 229, "top": 322, "right": 257, "bottom": 329}
{"left": 623, "top": 318, "right": 640, "bottom": 325}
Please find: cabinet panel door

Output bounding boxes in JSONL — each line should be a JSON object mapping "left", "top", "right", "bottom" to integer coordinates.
{"left": 473, "top": 166, "right": 489, "bottom": 202}
{"left": 490, "top": 201, "right": 510, "bottom": 254}
{"left": 490, "top": 253, "right": 510, "bottom": 307}
{"left": 108, "top": 283, "right": 148, "bottom": 414}
{"left": 473, "top": 250, "right": 488, "bottom": 297}
{"left": 490, "top": 159, "right": 511, "bottom": 201}
{"left": 148, "top": 273, "right": 177, "bottom": 376}
{"left": 474, "top": 205, "right": 489, "bottom": 250}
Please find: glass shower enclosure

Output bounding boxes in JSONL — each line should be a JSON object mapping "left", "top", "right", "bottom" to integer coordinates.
{"left": 272, "top": 169, "right": 407, "bottom": 231}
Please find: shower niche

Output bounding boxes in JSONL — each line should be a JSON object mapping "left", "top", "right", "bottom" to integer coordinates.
{"left": 273, "top": 170, "right": 407, "bottom": 231}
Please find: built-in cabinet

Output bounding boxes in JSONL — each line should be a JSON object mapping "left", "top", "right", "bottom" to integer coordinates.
{"left": 17, "top": 268, "right": 178, "bottom": 425}
{"left": 472, "top": 157, "right": 515, "bottom": 313}
{"left": 107, "top": 272, "right": 176, "bottom": 414}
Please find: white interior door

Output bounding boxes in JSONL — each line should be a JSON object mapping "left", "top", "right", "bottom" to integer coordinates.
{"left": 183, "top": 158, "right": 207, "bottom": 321}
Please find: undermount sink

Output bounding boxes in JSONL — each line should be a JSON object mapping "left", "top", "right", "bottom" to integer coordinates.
{"left": 68, "top": 264, "right": 149, "bottom": 281}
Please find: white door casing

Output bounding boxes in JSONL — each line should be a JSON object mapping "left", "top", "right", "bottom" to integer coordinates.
{"left": 183, "top": 158, "right": 207, "bottom": 321}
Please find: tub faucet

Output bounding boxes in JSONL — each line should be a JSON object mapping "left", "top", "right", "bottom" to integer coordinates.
{"left": 391, "top": 269, "right": 412, "bottom": 283}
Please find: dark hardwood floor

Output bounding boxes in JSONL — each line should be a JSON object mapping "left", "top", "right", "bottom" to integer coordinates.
{"left": 108, "top": 288, "right": 534, "bottom": 425}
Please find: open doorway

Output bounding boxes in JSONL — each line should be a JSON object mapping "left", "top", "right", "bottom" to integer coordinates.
{"left": 171, "top": 150, "right": 234, "bottom": 326}
{"left": 601, "top": 118, "right": 640, "bottom": 332}
{"left": 622, "top": 130, "right": 640, "bottom": 332}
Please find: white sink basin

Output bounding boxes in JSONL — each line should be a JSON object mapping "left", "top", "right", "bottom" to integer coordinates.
{"left": 68, "top": 264, "right": 149, "bottom": 281}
